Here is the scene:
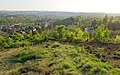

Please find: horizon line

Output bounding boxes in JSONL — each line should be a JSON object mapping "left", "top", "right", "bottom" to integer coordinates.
{"left": 1, "top": 9, "right": 120, "bottom": 14}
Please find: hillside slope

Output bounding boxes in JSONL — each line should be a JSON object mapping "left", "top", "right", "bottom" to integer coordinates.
{"left": 0, "top": 42, "right": 120, "bottom": 75}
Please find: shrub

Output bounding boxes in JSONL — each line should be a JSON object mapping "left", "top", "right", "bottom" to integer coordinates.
{"left": 93, "top": 25, "right": 111, "bottom": 43}
{"left": 114, "top": 35, "right": 120, "bottom": 44}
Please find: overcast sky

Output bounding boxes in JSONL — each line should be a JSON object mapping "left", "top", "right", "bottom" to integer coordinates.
{"left": 0, "top": 0, "right": 120, "bottom": 13}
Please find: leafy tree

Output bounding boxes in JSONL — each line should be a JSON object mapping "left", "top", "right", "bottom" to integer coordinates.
{"left": 82, "top": 32, "right": 90, "bottom": 42}
{"left": 103, "top": 15, "right": 108, "bottom": 26}
{"left": 94, "top": 25, "right": 111, "bottom": 43}
{"left": 72, "top": 28, "right": 84, "bottom": 41}
{"left": 91, "top": 19, "right": 97, "bottom": 27}
{"left": 10, "top": 32, "right": 24, "bottom": 42}
{"left": 31, "top": 31, "right": 43, "bottom": 44}
{"left": 64, "top": 30, "right": 73, "bottom": 41}
{"left": 25, "top": 32, "right": 33, "bottom": 40}
{"left": 53, "top": 25, "right": 66, "bottom": 40}
{"left": 103, "top": 28, "right": 111, "bottom": 42}
{"left": 2, "top": 37, "right": 14, "bottom": 48}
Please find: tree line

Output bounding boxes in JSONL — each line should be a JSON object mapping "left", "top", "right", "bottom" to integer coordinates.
{"left": 0, "top": 24, "right": 120, "bottom": 49}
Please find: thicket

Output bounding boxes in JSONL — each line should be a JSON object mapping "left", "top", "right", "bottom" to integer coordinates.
{"left": 0, "top": 24, "right": 120, "bottom": 49}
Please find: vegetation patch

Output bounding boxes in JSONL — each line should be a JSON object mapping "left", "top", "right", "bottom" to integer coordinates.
{"left": 0, "top": 42, "right": 120, "bottom": 75}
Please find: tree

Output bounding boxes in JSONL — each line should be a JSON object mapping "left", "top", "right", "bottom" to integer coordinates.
{"left": 103, "top": 15, "right": 108, "bottom": 26}
{"left": 72, "top": 28, "right": 84, "bottom": 41}
{"left": 25, "top": 32, "right": 33, "bottom": 40}
{"left": 103, "top": 28, "right": 111, "bottom": 42}
{"left": 82, "top": 32, "right": 90, "bottom": 42}
{"left": 10, "top": 32, "right": 24, "bottom": 42}
{"left": 31, "top": 31, "right": 43, "bottom": 44}
{"left": 53, "top": 25, "right": 66, "bottom": 40}
{"left": 2, "top": 37, "right": 14, "bottom": 48}
{"left": 93, "top": 25, "right": 111, "bottom": 43}
{"left": 91, "top": 19, "right": 97, "bottom": 27}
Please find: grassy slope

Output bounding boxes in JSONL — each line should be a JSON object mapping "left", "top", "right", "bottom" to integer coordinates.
{"left": 0, "top": 41, "right": 120, "bottom": 75}
{"left": 73, "top": 42, "right": 120, "bottom": 68}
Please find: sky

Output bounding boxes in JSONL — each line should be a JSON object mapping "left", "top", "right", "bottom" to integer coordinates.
{"left": 0, "top": 0, "right": 120, "bottom": 13}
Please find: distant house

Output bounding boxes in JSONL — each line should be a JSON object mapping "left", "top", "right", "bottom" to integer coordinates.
{"left": 84, "top": 27, "right": 94, "bottom": 37}
{"left": 0, "top": 25, "right": 5, "bottom": 29}
{"left": 85, "top": 27, "right": 94, "bottom": 32}
{"left": 12, "top": 23, "right": 21, "bottom": 27}
{"left": 21, "top": 31, "right": 26, "bottom": 35}
{"left": 33, "top": 28, "right": 36, "bottom": 32}
{"left": 6, "top": 28, "right": 14, "bottom": 34}
{"left": 11, "top": 23, "right": 22, "bottom": 31}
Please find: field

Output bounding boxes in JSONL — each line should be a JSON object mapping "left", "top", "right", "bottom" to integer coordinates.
{"left": 0, "top": 41, "right": 120, "bottom": 75}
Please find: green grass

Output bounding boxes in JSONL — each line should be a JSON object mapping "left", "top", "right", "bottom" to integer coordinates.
{"left": 0, "top": 41, "right": 120, "bottom": 75}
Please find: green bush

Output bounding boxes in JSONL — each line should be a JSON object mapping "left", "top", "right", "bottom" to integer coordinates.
{"left": 114, "top": 35, "right": 120, "bottom": 44}
{"left": 93, "top": 25, "right": 111, "bottom": 43}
